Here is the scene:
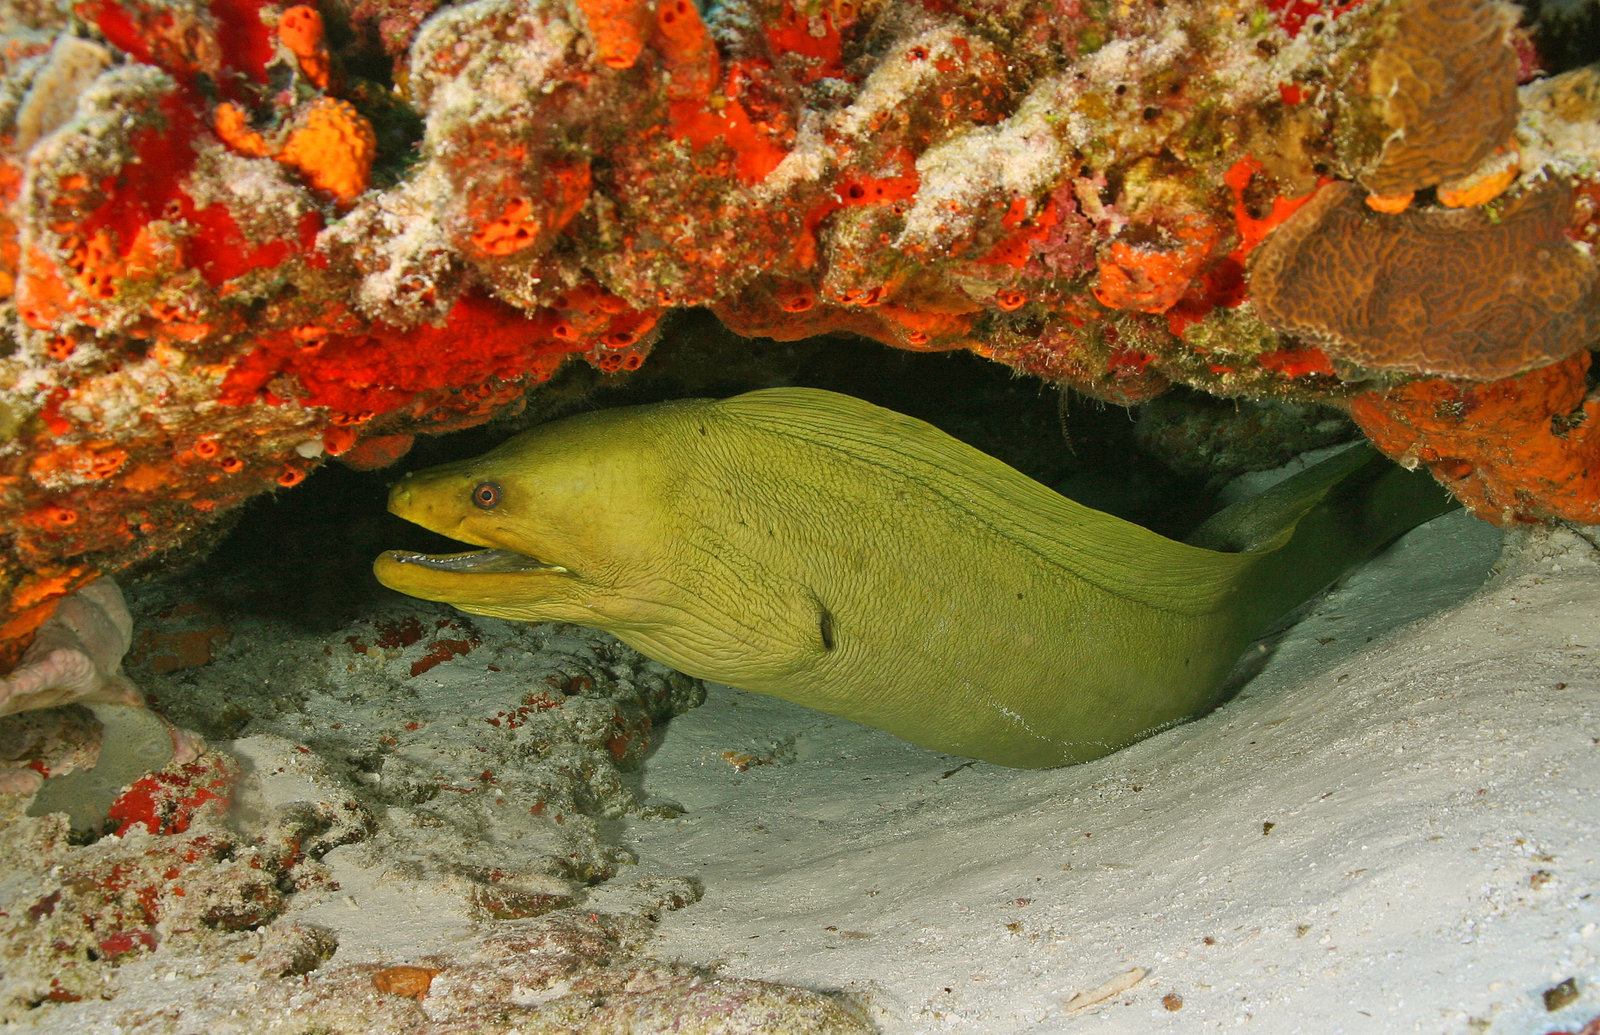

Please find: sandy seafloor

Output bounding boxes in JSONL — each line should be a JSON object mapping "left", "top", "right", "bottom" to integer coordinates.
{"left": 6, "top": 496, "right": 1600, "bottom": 1033}
{"left": 614, "top": 515, "right": 1600, "bottom": 1030}
{"left": 619, "top": 512, "right": 1600, "bottom": 1035}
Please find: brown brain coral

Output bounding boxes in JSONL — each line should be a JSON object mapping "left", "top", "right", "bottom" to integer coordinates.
{"left": 1361, "top": 0, "right": 1521, "bottom": 197}
{"left": 1248, "top": 181, "right": 1600, "bottom": 380}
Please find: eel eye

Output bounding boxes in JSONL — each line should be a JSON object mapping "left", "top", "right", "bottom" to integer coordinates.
{"left": 472, "top": 482, "right": 501, "bottom": 509}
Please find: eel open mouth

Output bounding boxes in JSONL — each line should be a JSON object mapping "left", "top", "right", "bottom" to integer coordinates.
{"left": 382, "top": 548, "right": 565, "bottom": 575}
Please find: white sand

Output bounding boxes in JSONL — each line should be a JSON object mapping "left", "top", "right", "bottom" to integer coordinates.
{"left": 621, "top": 512, "right": 1600, "bottom": 1034}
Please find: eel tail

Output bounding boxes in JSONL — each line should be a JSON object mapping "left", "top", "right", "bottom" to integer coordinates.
{"left": 1185, "top": 442, "right": 1461, "bottom": 638}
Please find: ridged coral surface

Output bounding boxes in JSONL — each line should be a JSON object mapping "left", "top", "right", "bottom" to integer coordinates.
{"left": 1358, "top": 0, "right": 1521, "bottom": 197}
{"left": 1, "top": 0, "right": 1598, "bottom": 659}
{"left": 1250, "top": 181, "right": 1599, "bottom": 380}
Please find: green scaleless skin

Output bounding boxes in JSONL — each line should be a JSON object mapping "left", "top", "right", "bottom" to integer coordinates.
{"left": 373, "top": 388, "right": 1456, "bottom": 768}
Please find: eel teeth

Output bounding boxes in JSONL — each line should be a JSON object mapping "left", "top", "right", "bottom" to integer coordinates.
{"left": 389, "top": 548, "right": 564, "bottom": 574}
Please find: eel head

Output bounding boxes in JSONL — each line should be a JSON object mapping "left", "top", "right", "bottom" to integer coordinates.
{"left": 373, "top": 407, "right": 676, "bottom": 627}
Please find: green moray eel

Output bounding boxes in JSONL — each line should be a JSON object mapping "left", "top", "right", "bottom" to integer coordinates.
{"left": 374, "top": 387, "right": 1454, "bottom": 768}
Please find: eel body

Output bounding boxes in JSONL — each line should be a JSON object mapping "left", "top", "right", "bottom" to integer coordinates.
{"left": 374, "top": 387, "right": 1454, "bottom": 768}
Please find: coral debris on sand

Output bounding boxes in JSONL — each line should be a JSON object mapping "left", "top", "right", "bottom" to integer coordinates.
{"left": 0, "top": 580, "right": 846, "bottom": 1029}
{"left": 2, "top": 0, "right": 1599, "bottom": 653}
{"left": 0, "top": 575, "right": 202, "bottom": 815}
{"left": 0, "top": 577, "right": 137, "bottom": 720}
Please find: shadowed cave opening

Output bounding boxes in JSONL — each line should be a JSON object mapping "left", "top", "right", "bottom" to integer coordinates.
{"left": 119, "top": 312, "right": 1363, "bottom": 755}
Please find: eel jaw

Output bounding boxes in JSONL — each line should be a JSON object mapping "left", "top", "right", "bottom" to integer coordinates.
{"left": 372, "top": 545, "right": 575, "bottom": 610}
{"left": 380, "top": 548, "right": 565, "bottom": 576}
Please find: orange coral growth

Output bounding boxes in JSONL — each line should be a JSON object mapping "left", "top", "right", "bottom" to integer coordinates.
{"left": 1250, "top": 182, "right": 1599, "bottom": 380}
{"left": 1362, "top": 191, "right": 1413, "bottom": 215}
{"left": 0, "top": 567, "right": 97, "bottom": 669}
{"left": 1107, "top": 347, "right": 1154, "bottom": 375}
{"left": 20, "top": 504, "right": 81, "bottom": 530}
{"left": 979, "top": 197, "right": 1060, "bottom": 268}
{"left": 468, "top": 163, "right": 591, "bottom": 256}
{"left": 14, "top": 245, "right": 76, "bottom": 330}
{"left": 372, "top": 965, "right": 439, "bottom": 999}
{"left": 1257, "top": 347, "right": 1334, "bottom": 378}
{"left": 28, "top": 444, "right": 131, "bottom": 483}
{"left": 575, "top": 0, "right": 649, "bottom": 69}
{"left": 875, "top": 302, "right": 973, "bottom": 350}
{"left": 796, "top": 155, "right": 919, "bottom": 267}
{"left": 125, "top": 222, "right": 185, "bottom": 280}
{"left": 772, "top": 281, "right": 816, "bottom": 312}
{"left": 1347, "top": 351, "right": 1600, "bottom": 524}
{"left": 0, "top": 160, "right": 21, "bottom": 300}
{"left": 597, "top": 308, "right": 658, "bottom": 348}
{"left": 556, "top": 282, "right": 628, "bottom": 316}
{"left": 1092, "top": 219, "right": 1219, "bottom": 314}
{"left": 714, "top": 276, "right": 976, "bottom": 352}
{"left": 216, "top": 94, "right": 381, "bottom": 205}
{"left": 322, "top": 425, "right": 358, "bottom": 456}
{"left": 715, "top": 289, "right": 905, "bottom": 346}
{"left": 665, "top": 96, "right": 789, "bottom": 185}
{"left": 64, "top": 230, "right": 125, "bottom": 302}
{"left": 1436, "top": 145, "right": 1520, "bottom": 209}
{"left": 218, "top": 293, "right": 594, "bottom": 417}
{"left": 338, "top": 434, "right": 416, "bottom": 470}
{"left": 10, "top": 569, "right": 94, "bottom": 613}
{"left": 213, "top": 101, "right": 272, "bottom": 157}
{"left": 593, "top": 347, "right": 646, "bottom": 372}
{"left": 277, "top": 98, "right": 377, "bottom": 204}
{"left": 278, "top": 5, "right": 330, "bottom": 89}
{"left": 472, "top": 198, "right": 543, "bottom": 256}
{"left": 1223, "top": 156, "right": 1326, "bottom": 259}
{"left": 762, "top": 1, "right": 847, "bottom": 83}
{"left": 652, "top": 0, "right": 791, "bottom": 185}
{"left": 120, "top": 463, "right": 179, "bottom": 492}
{"left": 654, "top": 0, "right": 718, "bottom": 99}
{"left": 833, "top": 170, "right": 919, "bottom": 207}
{"left": 540, "top": 282, "right": 656, "bottom": 358}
